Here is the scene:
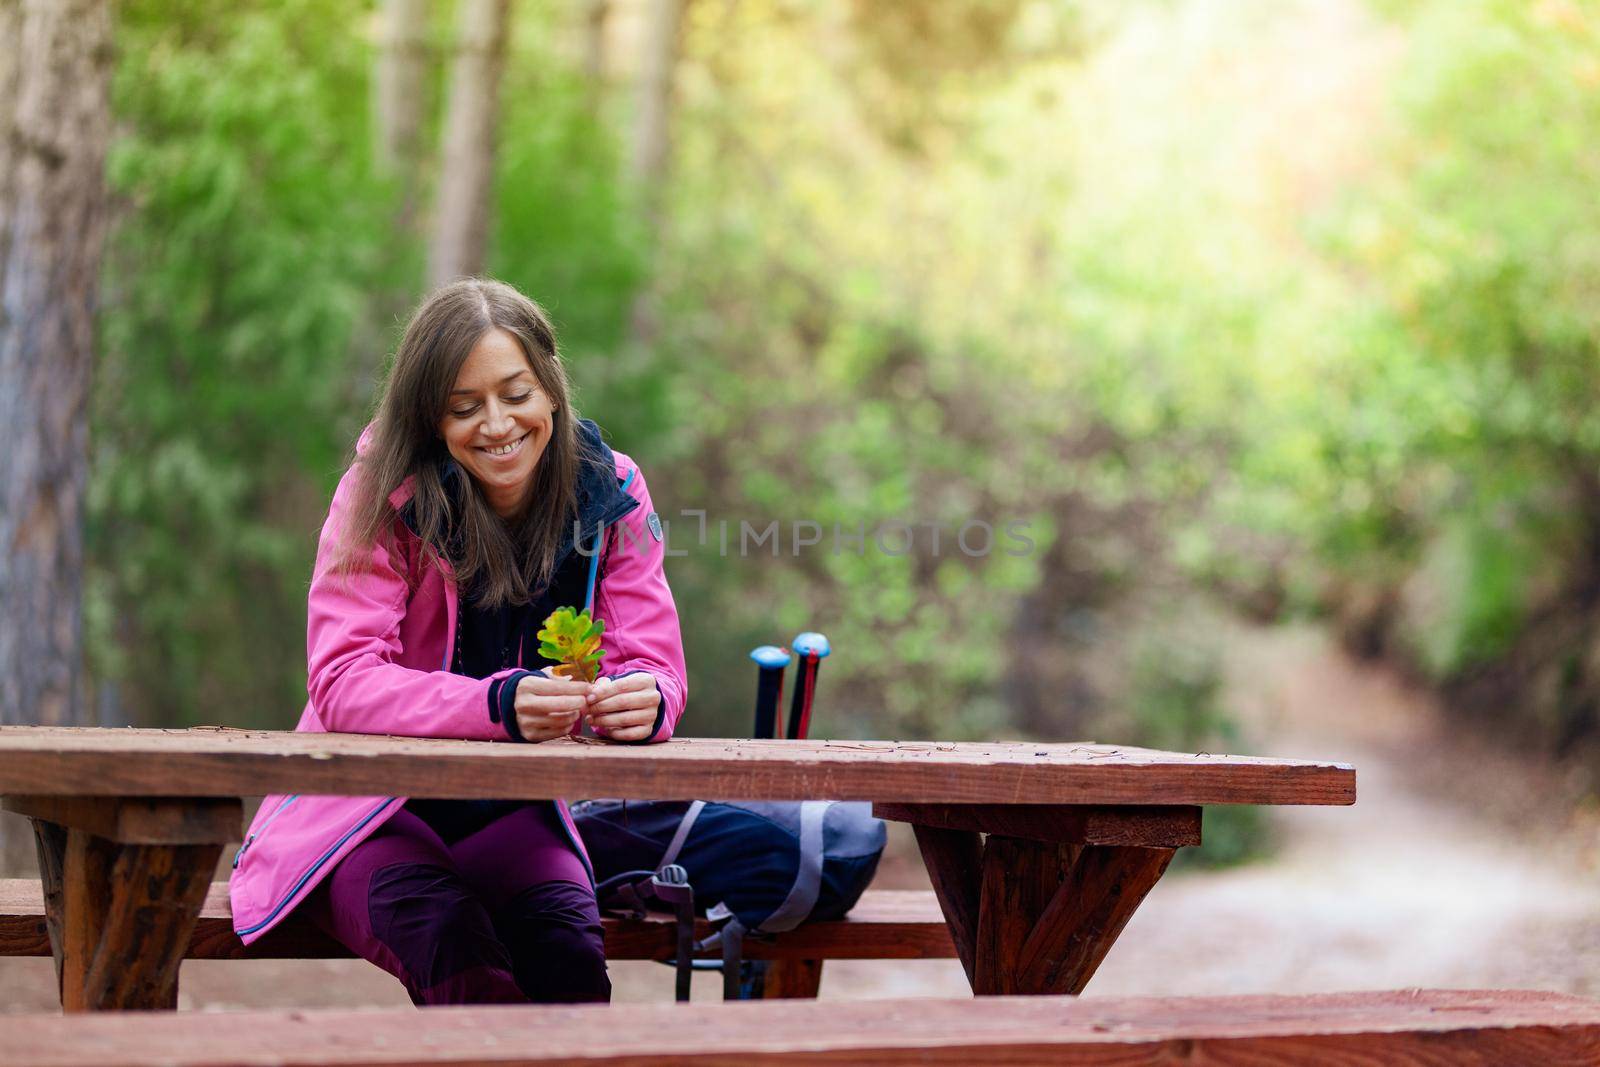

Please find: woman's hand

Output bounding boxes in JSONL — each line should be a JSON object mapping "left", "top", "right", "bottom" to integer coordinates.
{"left": 514, "top": 672, "right": 592, "bottom": 742}
{"left": 585, "top": 673, "right": 660, "bottom": 742}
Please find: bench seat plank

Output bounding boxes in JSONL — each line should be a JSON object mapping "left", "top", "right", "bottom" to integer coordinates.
{"left": 0, "top": 881, "right": 956, "bottom": 962}
{"left": 2, "top": 990, "right": 1596, "bottom": 1065}
{"left": 0, "top": 727, "right": 1357, "bottom": 806}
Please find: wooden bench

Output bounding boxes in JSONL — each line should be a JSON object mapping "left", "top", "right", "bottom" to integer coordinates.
{"left": 0, "top": 879, "right": 953, "bottom": 998}
{"left": 0, "top": 727, "right": 1356, "bottom": 1010}
{"left": 2, "top": 990, "right": 1597, "bottom": 1064}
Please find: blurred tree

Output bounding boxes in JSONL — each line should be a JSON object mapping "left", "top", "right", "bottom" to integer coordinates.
{"left": 629, "top": 0, "right": 684, "bottom": 207}
{"left": 355, "top": 0, "right": 435, "bottom": 411}
{"left": 625, "top": 0, "right": 686, "bottom": 350}
{"left": 429, "top": 0, "right": 512, "bottom": 286}
{"left": 0, "top": 0, "right": 113, "bottom": 727}
{"left": 581, "top": 0, "right": 609, "bottom": 97}
{"left": 0, "top": 0, "right": 113, "bottom": 868}
{"left": 374, "top": 0, "right": 432, "bottom": 232}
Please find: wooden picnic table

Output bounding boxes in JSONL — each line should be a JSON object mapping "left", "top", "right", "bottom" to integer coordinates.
{"left": 0, "top": 726, "right": 1355, "bottom": 1012}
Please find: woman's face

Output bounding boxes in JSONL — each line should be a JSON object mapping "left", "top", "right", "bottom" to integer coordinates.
{"left": 439, "top": 328, "right": 554, "bottom": 518}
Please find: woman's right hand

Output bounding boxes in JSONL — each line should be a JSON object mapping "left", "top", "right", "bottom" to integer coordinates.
{"left": 514, "top": 672, "right": 592, "bottom": 742}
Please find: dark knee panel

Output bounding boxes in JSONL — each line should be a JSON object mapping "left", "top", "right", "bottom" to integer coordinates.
{"left": 497, "top": 880, "right": 611, "bottom": 1003}
{"left": 368, "top": 862, "right": 519, "bottom": 996}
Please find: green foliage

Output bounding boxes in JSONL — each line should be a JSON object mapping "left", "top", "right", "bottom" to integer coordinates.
{"left": 91, "top": 0, "right": 647, "bottom": 727}
{"left": 87, "top": 0, "right": 1600, "bottom": 862}
{"left": 537, "top": 607, "right": 607, "bottom": 682}
{"left": 1123, "top": 627, "right": 1270, "bottom": 870}
{"left": 1217, "top": 0, "right": 1600, "bottom": 681}
{"left": 92, "top": 0, "right": 397, "bottom": 727}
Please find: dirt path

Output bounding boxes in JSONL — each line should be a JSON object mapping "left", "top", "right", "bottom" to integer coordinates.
{"left": 827, "top": 626, "right": 1600, "bottom": 1001}
{"left": 4, "top": 626, "right": 1596, "bottom": 1010}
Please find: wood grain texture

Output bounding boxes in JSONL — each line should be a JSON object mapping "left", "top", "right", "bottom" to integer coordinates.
{"left": 975, "top": 836, "right": 1080, "bottom": 995}
{"left": 0, "top": 727, "right": 1357, "bottom": 806}
{"left": 58, "top": 828, "right": 113, "bottom": 1011}
{"left": 28, "top": 821, "right": 66, "bottom": 1000}
{"left": 80, "top": 843, "right": 220, "bottom": 1010}
{"left": 910, "top": 824, "right": 982, "bottom": 984}
{"left": 0, "top": 882, "right": 956, "bottom": 962}
{"left": 45, "top": 830, "right": 221, "bottom": 1012}
{"left": 1014, "top": 845, "right": 1176, "bottom": 995}
{"left": 3, "top": 990, "right": 1599, "bottom": 1065}
{"left": 876, "top": 803, "right": 1201, "bottom": 847}
{"left": 4, "top": 796, "right": 241, "bottom": 844}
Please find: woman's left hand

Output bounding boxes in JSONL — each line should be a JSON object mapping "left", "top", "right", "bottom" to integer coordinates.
{"left": 584, "top": 673, "right": 660, "bottom": 742}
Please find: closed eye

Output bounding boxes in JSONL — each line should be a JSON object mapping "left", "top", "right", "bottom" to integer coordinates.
{"left": 449, "top": 391, "right": 536, "bottom": 419}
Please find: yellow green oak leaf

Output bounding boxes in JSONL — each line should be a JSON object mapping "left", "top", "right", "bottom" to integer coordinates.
{"left": 537, "top": 607, "right": 607, "bottom": 683}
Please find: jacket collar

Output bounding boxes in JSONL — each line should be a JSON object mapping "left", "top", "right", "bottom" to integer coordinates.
{"left": 564, "top": 418, "right": 639, "bottom": 556}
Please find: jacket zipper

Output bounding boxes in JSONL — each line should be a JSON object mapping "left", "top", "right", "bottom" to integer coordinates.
{"left": 232, "top": 794, "right": 301, "bottom": 868}
{"left": 557, "top": 466, "right": 630, "bottom": 883}
{"left": 235, "top": 797, "right": 397, "bottom": 937}
{"left": 585, "top": 467, "right": 637, "bottom": 613}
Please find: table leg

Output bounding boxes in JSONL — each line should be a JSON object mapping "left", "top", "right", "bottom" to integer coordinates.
{"left": 977, "top": 835, "right": 1173, "bottom": 994}
{"left": 909, "top": 824, "right": 981, "bottom": 985}
{"left": 879, "top": 803, "right": 1198, "bottom": 996}
{"left": 7, "top": 796, "right": 240, "bottom": 1012}
{"left": 30, "top": 819, "right": 67, "bottom": 990}
{"left": 759, "top": 958, "right": 824, "bottom": 998}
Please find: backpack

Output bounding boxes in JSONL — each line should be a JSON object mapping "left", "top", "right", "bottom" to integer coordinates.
{"left": 571, "top": 798, "right": 886, "bottom": 999}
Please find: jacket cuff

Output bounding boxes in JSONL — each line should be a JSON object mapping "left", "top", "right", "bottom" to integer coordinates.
{"left": 601, "top": 670, "right": 668, "bottom": 745}
{"left": 488, "top": 671, "right": 536, "bottom": 742}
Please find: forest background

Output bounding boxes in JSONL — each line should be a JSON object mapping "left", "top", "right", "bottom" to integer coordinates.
{"left": 5, "top": 0, "right": 1600, "bottom": 874}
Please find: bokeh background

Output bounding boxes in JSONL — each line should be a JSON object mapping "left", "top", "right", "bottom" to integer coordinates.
{"left": 7, "top": 0, "right": 1600, "bottom": 1007}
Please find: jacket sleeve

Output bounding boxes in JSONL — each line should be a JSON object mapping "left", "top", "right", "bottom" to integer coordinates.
{"left": 591, "top": 457, "right": 688, "bottom": 743}
{"left": 305, "top": 464, "right": 523, "bottom": 741}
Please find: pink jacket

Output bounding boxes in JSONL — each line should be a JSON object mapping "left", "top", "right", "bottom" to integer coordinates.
{"left": 228, "top": 440, "right": 687, "bottom": 943}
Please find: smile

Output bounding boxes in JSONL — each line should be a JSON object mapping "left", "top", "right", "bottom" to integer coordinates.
{"left": 479, "top": 433, "right": 528, "bottom": 458}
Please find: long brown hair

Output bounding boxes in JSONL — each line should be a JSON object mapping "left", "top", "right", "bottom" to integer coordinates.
{"left": 341, "top": 278, "right": 585, "bottom": 607}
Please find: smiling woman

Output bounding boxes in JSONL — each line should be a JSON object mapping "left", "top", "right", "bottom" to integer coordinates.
{"left": 441, "top": 330, "right": 557, "bottom": 518}
{"left": 346, "top": 280, "right": 584, "bottom": 610}
{"left": 227, "top": 278, "right": 687, "bottom": 1008}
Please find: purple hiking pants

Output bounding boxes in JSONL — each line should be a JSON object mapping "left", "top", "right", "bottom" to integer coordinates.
{"left": 306, "top": 802, "right": 610, "bottom": 1006}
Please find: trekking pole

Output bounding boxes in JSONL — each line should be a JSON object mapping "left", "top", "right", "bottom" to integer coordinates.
{"left": 785, "top": 632, "right": 830, "bottom": 741}
{"left": 750, "top": 645, "right": 791, "bottom": 739}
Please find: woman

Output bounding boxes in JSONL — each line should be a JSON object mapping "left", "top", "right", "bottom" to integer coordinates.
{"left": 228, "top": 279, "right": 688, "bottom": 1005}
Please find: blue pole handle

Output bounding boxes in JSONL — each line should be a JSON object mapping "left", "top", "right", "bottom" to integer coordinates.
{"left": 750, "top": 645, "right": 791, "bottom": 738}
{"left": 791, "top": 632, "right": 831, "bottom": 659}
{"left": 787, "top": 632, "right": 830, "bottom": 739}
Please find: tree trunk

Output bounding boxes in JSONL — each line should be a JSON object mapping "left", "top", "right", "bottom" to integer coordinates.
{"left": 629, "top": 0, "right": 684, "bottom": 203}
{"left": 427, "top": 0, "right": 511, "bottom": 290}
{"left": 0, "top": 0, "right": 113, "bottom": 870}
{"left": 350, "top": 0, "right": 434, "bottom": 425}
{"left": 627, "top": 0, "right": 686, "bottom": 349}
{"left": 374, "top": 0, "right": 431, "bottom": 232}
{"left": 581, "top": 0, "right": 609, "bottom": 98}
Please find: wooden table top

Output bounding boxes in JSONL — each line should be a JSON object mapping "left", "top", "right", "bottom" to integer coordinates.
{"left": 0, "top": 727, "right": 1355, "bottom": 806}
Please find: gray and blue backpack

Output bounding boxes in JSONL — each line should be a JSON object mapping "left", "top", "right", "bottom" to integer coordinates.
{"left": 571, "top": 798, "right": 886, "bottom": 999}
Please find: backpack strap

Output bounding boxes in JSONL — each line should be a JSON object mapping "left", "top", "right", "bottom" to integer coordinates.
{"left": 658, "top": 800, "right": 706, "bottom": 870}
{"left": 753, "top": 800, "right": 830, "bottom": 934}
{"left": 719, "top": 916, "right": 746, "bottom": 1000}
